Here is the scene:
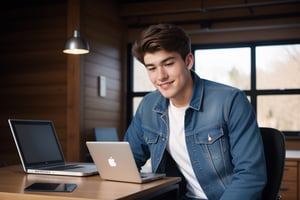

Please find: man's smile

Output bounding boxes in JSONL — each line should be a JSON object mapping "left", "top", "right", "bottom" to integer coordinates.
{"left": 158, "top": 81, "right": 174, "bottom": 89}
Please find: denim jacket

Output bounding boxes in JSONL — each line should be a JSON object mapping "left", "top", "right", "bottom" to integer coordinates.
{"left": 124, "top": 71, "right": 267, "bottom": 200}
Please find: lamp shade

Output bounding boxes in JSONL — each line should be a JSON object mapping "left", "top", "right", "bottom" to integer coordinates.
{"left": 63, "top": 29, "right": 89, "bottom": 54}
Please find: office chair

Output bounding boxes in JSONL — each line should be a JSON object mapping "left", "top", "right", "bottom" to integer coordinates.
{"left": 94, "top": 127, "right": 119, "bottom": 141}
{"left": 260, "top": 127, "right": 285, "bottom": 200}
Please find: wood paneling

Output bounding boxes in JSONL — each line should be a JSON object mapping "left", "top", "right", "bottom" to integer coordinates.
{"left": 0, "top": 2, "right": 68, "bottom": 165}
{"left": 80, "top": 0, "right": 124, "bottom": 160}
{"left": 65, "top": 0, "right": 81, "bottom": 162}
{"left": 0, "top": 0, "right": 125, "bottom": 165}
{"left": 122, "top": 0, "right": 300, "bottom": 43}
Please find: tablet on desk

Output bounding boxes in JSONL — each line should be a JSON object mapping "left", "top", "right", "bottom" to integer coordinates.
{"left": 24, "top": 182, "right": 77, "bottom": 192}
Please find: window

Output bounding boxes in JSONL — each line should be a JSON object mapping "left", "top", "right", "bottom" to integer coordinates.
{"left": 256, "top": 45, "right": 300, "bottom": 90}
{"left": 255, "top": 44, "right": 300, "bottom": 133}
{"left": 131, "top": 58, "right": 155, "bottom": 115}
{"left": 257, "top": 95, "right": 300, "bottom": 131}
{"left": 195, "top": 47, "right": 251, "bottom": 90}
{"left": 128, "top": 41, "right": 300, "bottom": 137}
{"left": 133, "top": 58, "right": 155, "bottom": 92}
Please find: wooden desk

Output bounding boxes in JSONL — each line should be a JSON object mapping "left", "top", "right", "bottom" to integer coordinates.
{"left": 0, "top": 165, "right": 181, "bottom": 200}
{"left": 280, "top": 150, "right": 300, "bottom": 200}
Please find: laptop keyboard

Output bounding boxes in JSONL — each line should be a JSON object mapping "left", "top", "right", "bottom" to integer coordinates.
{"left": 140, "top": 173, "right": 154, "bottom": 178}
{"left": 49, "top": 164, "right": 82, "bottom": 170}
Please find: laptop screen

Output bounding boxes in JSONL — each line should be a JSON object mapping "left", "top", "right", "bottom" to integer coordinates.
{"left": 9, "top": 120, "right": 65, "bottom": 167}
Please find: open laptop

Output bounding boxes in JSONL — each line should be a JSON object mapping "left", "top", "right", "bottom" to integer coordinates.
{"left": 8, "top": 119, "right": 98, "bottom": 177}
{"left": 86, "top": 141, "right": 166, "bottom": 183}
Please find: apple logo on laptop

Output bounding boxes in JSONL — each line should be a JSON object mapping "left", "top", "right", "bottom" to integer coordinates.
{"left": 108, "top": 156, "right": 117, "bottom": 167}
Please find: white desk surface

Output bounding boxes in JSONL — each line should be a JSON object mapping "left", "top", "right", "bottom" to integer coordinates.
{"left": 286, "top": 150, "right": 300, "bottom": 159}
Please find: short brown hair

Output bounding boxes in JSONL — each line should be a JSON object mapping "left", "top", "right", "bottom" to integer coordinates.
{"left": 132, "top": 24, "right": 191, "bottom": 64}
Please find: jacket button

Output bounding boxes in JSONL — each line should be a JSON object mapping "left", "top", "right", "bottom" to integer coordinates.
{"left": 208, "top": 134, "right": 212, "bottom": 142}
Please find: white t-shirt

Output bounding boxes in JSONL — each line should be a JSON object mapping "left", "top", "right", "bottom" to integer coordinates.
{"left": 167, "top": 101, "right": 208, "bottom": 199}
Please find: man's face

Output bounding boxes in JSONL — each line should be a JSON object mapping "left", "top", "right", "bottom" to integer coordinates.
{"left": 144, "top": 50, "right": 194, "bottom": 106}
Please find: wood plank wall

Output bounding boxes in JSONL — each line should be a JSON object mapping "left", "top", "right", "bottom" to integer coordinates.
{"left": 79, "top": 0, "right": 125, "bottom": 160}
{"left": 0, "top": 0, "right": 125, "bottom": 165}
{"left": 0, "top": 2, "right": 68, "bottom": 165}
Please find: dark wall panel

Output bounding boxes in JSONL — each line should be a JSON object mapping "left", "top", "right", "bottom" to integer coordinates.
{"left": 0, "top": 2, "right": 68, "bottom": 165}
{"left": 80, "top": 0, "right": 125, "bottom": 160}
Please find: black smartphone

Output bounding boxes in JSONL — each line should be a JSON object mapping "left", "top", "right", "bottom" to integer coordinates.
{"left": 24, "top": 182, "right": 77, "bottom": 192}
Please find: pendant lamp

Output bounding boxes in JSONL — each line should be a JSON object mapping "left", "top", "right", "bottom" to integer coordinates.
{"left": 63, "top": 29, "right": 89, "bottom": 54}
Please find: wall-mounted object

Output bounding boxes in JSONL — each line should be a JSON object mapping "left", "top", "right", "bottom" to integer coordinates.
{"left": 98, "top": 76, "right": 106, "bottom": 97}
{"left": 63, "top": 29, "right": 89, "bottom": 54}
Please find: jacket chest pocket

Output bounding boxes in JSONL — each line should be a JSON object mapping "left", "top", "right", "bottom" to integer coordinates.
{"left": 143, "top": 130, "right": 161, "bottom": 157}
{"left": 193, "top": 127, "right": 228, "bottom": 160}
{"left": 144, "top": 132, "right": 159, "bottom": 144}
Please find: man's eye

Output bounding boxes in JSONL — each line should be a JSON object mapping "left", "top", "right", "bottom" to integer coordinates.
{"left": 164, "top": 62, "right": 173, "bottom": 67}
{"left": 147, "top": 67, "right": 155, "bottom": 71}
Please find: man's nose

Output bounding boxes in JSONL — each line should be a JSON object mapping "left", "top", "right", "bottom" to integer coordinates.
{"left": 157, "top": 67, "right": 168, "bottom": 80}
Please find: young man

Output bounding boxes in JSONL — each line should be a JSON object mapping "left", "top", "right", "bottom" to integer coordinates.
{"left": 124, "top": 24, "right": 267, "bottom": 200}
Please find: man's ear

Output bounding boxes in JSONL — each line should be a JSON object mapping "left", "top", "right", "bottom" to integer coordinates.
{"left": 185, "top": 53, "right": 194, "bottom": 70}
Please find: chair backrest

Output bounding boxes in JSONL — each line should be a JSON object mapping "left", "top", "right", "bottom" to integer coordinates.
{"left": 260, "top": 127, "right": 285, "bottom": 200}
{"left": 94, "top": 127, "right": 119, "bottom": 141}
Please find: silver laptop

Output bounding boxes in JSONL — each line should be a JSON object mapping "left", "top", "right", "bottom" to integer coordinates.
{"left": 8, "top": 119, "right": 98, "bottom": 177}
{"left": 86, "top": 141, "right": 166, "bottom": 183}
